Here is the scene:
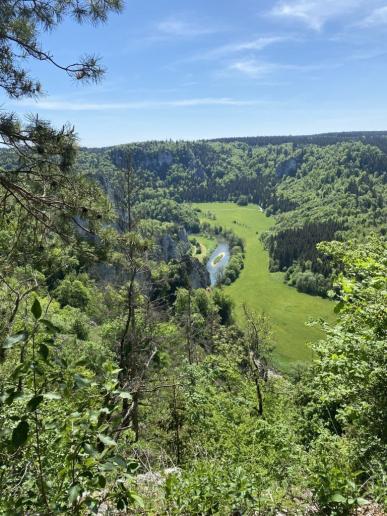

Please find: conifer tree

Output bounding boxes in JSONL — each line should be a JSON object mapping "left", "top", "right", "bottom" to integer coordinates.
{"left": 0, "top": 1, "right": 122, "bottom": 234}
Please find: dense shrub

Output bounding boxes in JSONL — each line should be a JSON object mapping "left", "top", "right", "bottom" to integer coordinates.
{"left": 54, "top": 274, "right": 93, "bottom": 309}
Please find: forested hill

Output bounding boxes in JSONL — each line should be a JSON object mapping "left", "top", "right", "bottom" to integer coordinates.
{"left": 77, "top": 137, "right": 387, "bottom": 296}
{"left": 209, "top": 130, "right": 387, "bottom": 152}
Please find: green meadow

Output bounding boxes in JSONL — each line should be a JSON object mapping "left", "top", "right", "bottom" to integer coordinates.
{"left": 192, "top": 202, "right": 335, "bottom": 371}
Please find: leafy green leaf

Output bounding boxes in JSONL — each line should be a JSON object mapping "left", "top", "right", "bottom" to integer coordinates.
{"left": 356, "top": 498, "right": 370, "bottom": 506}
{"left": 31, "top": 298, "right": 42, "bottom": 320}
{"left": 40, "top": 319, "right": 60, "bottom": 334}
{"left": 74, "top": 374, "right": 92, "bottom": 388}
{"left": 112, "top": 455, "right": 127, "bottom": 468}
{"left": 2, "top": 388, "right": 24, "bottom": 406}
{"left": 97, "top": 433, "right": 117, "bottom": 447}
{"left": 126, "top": 460, "right": 139, "bottom": 473}
{"left": 27, "top": 395, "right": 44, "bottom": 412}
{"left": 84, "top": 443, "right": 98, "bottom": 457}
{"left": 128, "top": 492, "right": 144, "bottom": 508}
{"left": 2, "top": 332, "right": 28, "bottom": 350}
{"left": 116, "top": 498, "right": 126, "bottom": 510}
{"left": 11, "top": 362, "right": 29, "bottom": 379}
{"left": 12, "top": 420, "right": 29, "bottom": 448}
{"left": 330, "top": 493, "right": 347, "bottom": 503}
{"left": 38, "top": 343, "right": 49, "bottom": 361}
{"left": 75, "top": 358, "right": 89, "bottom": 367}
{"left": 68, "top": 483, "right": 81, "bottom": 504}
{"left": 100, "top": 461, "right": 116, "bottom": 471}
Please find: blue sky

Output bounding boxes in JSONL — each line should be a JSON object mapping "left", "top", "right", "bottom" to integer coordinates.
{"left": 6, "top": 0, "right": 387, "bottom": 146}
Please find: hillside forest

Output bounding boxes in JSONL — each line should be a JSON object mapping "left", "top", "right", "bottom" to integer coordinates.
{"left": 0, "top": 2, "right": 386, "bottom": 515}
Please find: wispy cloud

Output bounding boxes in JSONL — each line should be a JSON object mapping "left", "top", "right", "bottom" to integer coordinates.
{"left": 270, "top": 0, "right": 365, "bottom": 30}
{"left": 191, "top": 36, "right": 290, "bottom": 61}
{"left": 15, "top": 98, "right": 269, "bottom": 111}
{"left": 229, "top": 60, "right": 278, "bottom": 78}
{"left": 156, "top": 16, "right": 219, "bottom": 38}
{"left": 359, "top": 6, "right": 387, "bottom": 27}
{"left": 228, "top": 58, "right": 340, "bottom": 78}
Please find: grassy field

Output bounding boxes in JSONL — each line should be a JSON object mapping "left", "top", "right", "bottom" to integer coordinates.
{"left": 192, "top": 202, "right": 335, "bottom": 371}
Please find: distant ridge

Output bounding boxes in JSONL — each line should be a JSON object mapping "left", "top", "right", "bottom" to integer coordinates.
{"left": 207, "top": 131, "right": 387, "bottom": 152}
{"left": 82, "top": 131, "right": 387, "bottom": 153}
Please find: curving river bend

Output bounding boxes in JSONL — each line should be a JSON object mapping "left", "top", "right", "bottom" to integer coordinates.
{"left": 206, "top": 242, "right": 230, "bottom": 286}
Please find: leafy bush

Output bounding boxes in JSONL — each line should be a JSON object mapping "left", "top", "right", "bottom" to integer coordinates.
{"left": 54, "top": 274, "right": 93, "bottom": 309}
{"left": 308, "top": 433, "right": 370, "bottom": 515}
{"left": 71, "top": 316, "right": 89, "bottom": 340}
{"left": 0, "top": 299, "right": 141, "bottom": 514}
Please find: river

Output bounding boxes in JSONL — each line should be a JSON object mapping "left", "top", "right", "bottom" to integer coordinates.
{"left": 207, "top": 242, "right": 230, "bottom": 286}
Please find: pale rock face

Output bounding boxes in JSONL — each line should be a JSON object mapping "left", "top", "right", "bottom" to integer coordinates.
{"left": 158, "top": 229, "right": 210, "bottom": 288}
{"left": 189, "top": 258, "right": 211, "bottom": 289}
{"left": 159, "top": 229, "right": 190, "bottom": 262}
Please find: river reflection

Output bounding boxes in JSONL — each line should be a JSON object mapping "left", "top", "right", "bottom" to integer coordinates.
{"left": 207, "top": 242, "right": 230, "bottom": 286}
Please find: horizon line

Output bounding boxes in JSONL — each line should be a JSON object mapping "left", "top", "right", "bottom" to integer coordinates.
{"left": 80, "top": 130, "right": 387, "bottom": 149}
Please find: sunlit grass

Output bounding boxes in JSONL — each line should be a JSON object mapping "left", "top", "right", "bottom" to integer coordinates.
{"left": 192, "top": 202, "right": 335, "bottom": 372}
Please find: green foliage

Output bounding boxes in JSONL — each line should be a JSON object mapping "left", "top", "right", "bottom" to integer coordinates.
{"left": 0, "top": 0, "right": 118, "bottom": 244}
{"left": 70, "top": 316, "right": 90, "bottom": 341}
{"left": 221, "top": 251, "right": 244, "bottom": 285}
{"left": 53, "top": 273, "right": 93, "bottom": 309}
{"left": 237, "top": 194, "right": 250, "bottom": 206}
{"left": 308, "top": 433, "right": 371, "bottom": 515}
{"left": 136, "top": 198, "right": 200, "bottom": 231}
{"left": 0, "top": 299, "right": 140, "bottom": 513}
{"left": 162, "top": 350, "right": 310, "bottom": 514}
{"left": 174, "top": 287, "right": 220, "bottom": 356}
{"left": 285, "top": 262, "right": 332, "bottom": 297}
{"left": 299, "top": 235, "right": 387, "bottom": 510}
{"left": 212, "top": 288, "right": 233, "bottom": 325}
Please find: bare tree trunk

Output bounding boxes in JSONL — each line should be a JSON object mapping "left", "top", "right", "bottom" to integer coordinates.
{"left": 249, "top": 352, "right": 264, "bottom": 416}
{"left": 186, "top": 288, "right": 193, "bottom": 364}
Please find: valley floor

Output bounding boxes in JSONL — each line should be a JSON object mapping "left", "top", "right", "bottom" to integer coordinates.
{"left": 192, "top": 202, "right": 335, "bottom": 371}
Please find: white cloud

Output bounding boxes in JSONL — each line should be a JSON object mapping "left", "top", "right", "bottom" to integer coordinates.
{"left": 360, "top": 6, "right": 387, "bottom": 27}
{"left": 270, "top": 0, "right": 365, "bottom": 30}
{"left": 229, "top": 60, "right": 278, "bottom": 77}
{"left": 156, "top": 17, "right": 218, "bottom": 37}
{"left": 15, "top": 98, "right": 268, "bottom": 111}
{"left": 194, "top": 36, "right": 289, "bottom": 61}
{"left": 228, "top": 58, "right": 340, "bottom": 78}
